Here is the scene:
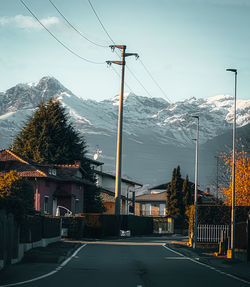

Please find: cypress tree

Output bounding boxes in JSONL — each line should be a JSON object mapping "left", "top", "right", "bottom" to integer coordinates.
{"left": 181, "top": 175, "right": 192, "bottom": 226}
{"left": 182, "top": 175, "right": 192, "bottom": 208}
{"left": 166, "top": 166, "right": 194, "bottom": 227}
{"left": 166, "top": 166, "right": 183, "bottom": 222}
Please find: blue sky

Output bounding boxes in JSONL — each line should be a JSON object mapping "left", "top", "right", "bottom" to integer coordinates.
{"left": 1, "top": 0, "right": 250, "bottom": 102}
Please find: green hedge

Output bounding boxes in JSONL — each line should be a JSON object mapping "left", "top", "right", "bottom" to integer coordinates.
{"left": 188, "top": 205, "right": 250, "bottom": 236}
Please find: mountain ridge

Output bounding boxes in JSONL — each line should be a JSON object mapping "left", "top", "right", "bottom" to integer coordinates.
{"left": 0, "top": 76, "right": 249, "bottom": 187}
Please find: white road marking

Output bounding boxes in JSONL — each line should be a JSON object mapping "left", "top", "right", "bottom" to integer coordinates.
{"left": 0, "top": 244, "right": 87, "bottom": 287}
{"left": 162, "top": 245, "right": 185, "bottom": 257}
{"left": 162, "top": 245, "right": 250, "bottom": 285}
{"left": 164, "top": 257, "right": 189, "bottom": 260}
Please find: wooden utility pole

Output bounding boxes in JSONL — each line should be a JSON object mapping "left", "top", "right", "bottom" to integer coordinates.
{"left": 107, "top": 45, "right": 138, "bottom": 215}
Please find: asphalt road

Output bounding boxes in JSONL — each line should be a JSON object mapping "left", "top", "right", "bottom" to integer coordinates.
{"left": 2, "top": 240, "right": 249, "bottom": 287}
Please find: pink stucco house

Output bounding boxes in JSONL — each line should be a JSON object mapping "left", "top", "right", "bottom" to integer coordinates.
{"left": 0, "top": 149, "right": 93, "bottom": 216}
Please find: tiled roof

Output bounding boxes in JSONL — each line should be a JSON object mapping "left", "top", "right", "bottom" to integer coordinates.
{"left": 0, "top": 151, "right": 47, "bottom": 177}
{"left": 0, "top": 170, "right": 46, "bottom": 178}
{"left": 0, "top": 149, "right": 30, "bottom": 164}
{"left": 136, "top": 191, "right": 167, "bottom": 202}
{"left": 0, "top": 149, "right": 93, "bottom": 185}
{"left": 55, "top": 161, "right": 81, "bottom": 168}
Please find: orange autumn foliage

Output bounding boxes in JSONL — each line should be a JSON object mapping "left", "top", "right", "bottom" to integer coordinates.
{"left": 222, "top": 151, "right": 250, "bottom": 206}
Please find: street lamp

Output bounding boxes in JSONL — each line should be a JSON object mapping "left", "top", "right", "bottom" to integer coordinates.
{"left": 192, "top": 115, "right": 199, "bottom": 249}
{"left": 226, "top": 68, "right": 237, "bottom": 258}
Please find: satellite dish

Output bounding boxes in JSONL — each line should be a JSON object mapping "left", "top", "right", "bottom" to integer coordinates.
{"left": 93, "top": 148, "right": 102, "bottom": 160}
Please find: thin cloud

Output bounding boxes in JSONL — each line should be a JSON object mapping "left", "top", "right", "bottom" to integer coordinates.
{"left": 0, "top": 14, "right": 61, "bottom": 30}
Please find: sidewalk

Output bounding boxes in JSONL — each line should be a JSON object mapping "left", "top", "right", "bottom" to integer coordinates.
{"left": 166, "top": 240, "right": 250, "bottom": 283}
{"left": 0, "top": 240, "right": 81, "bottom": 286}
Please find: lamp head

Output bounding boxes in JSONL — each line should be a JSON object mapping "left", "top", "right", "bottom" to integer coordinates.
{"left": 226, "top": 68, "right": 237, "bottom": 73}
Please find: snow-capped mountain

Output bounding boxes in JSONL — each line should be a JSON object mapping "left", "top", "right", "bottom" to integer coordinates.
{"left": 0, "top": 76, "right": 249, "bottom": 186}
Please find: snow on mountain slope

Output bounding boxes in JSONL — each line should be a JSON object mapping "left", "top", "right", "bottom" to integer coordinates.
{"left": 0, "top": 76, "right": 249, "bottom": 186}
{"left": 0, "top": 76, "right": 249, "bottom": 147}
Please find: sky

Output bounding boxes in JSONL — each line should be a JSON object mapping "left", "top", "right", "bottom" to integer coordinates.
{"left": 0, "top": 0, "right": 250, "bottom": 103}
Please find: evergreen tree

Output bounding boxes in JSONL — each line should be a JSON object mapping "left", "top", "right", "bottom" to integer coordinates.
{"left": 11, "top": 99, "right": 104, "bottom": 212}
{"left": 182, "top": 175, "right": 192, "bottom": 209}
{"left": 181, "top": 175, "right": 192, "bottom": 224}
{"left": 166, "top": 166, "right": 194, "bottom": 227}
{"left": 12, "top": 99, "right": 86, "bottom": 165}
{"left": 166, "top": 166, "right": 183, "bottom": 221}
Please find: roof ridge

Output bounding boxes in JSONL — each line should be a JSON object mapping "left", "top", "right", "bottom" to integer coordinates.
{"left": 5, "top": 150, "right": 47, "bottom": 177}
{"left": 6, "top": 149, "right": 30, "bottom": 164}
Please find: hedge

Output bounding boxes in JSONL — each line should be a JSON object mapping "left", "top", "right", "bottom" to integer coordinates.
{"left": 187, "top": 205, "right": 250, "bottom": 236}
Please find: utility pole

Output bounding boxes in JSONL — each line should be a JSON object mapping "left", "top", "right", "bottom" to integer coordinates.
{"left": 226, "top": 68, "right": 237, "bottom": 259}
{"left": 192, "top": 115, "right": 199, "bottom": 249}
{"left": 107, "top": 45, "right": 138, "bottom": 215}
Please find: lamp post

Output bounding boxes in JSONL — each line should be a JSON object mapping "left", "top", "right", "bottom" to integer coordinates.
{"left": 226, "top": 68, "right": 237, "bottom": 258}
{"left": 192, "top": 115, "right": 199, "bottom": 249}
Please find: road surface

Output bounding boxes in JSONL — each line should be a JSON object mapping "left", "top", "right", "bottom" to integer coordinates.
{"left": 1, "top": 239, "right": 249, "bottom": 287}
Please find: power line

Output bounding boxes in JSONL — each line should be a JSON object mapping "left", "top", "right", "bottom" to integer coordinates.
{"left": 139, "top": 59, "right": 172, "bottom": 103}
{"left": 87, "top": 0, "right": 115, "bottom": 45}
{"left": 19, "top": 0, "right": 105, "bottom": 65}
{"left": 126, "top": 65, "right": 153, "bottom": 98}
{"left": 87, "top": 0, "right": 154, "bottom": 97}
{"left": 48, "top": 0, "right": 109, "bottom": 48}
{"left": 110, "top": 65, "right": 133, "bottom": 93}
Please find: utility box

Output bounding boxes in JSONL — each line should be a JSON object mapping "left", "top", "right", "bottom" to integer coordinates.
{"left": 61, "top": 228, "right": 68, "bottom": 237}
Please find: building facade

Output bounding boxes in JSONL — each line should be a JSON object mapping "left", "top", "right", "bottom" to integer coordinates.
{"left": 0, "top": 149, "right": 93, "bottom": 216}
{"left": 94, "top": 170, "right": 142, "bottom": 215}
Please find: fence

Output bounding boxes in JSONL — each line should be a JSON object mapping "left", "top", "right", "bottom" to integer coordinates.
{"left": 0, "top": 210, "right": 62, "bottom": 270}
{"left": 197, "top": 224, "right": 229, "bottom": 243}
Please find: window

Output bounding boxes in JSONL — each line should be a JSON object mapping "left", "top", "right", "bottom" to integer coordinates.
{"left": 48, "top": 168, "right": 57, "bottom": 176}
{"left": 145, "top": 203, "right": 151, "bottom": 216}
{"left": 44, "top": 196, "right": 49, "bottom": 214}
{"left": 159, "top": 204, "right": 166, "bottom": 216}
{"left": 75, "top": 199, "right": 79, "bottom": 215}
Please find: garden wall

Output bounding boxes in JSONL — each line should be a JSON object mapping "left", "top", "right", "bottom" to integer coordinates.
{"left": 0, "top": 210, "right": 61, "bottom": 269}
